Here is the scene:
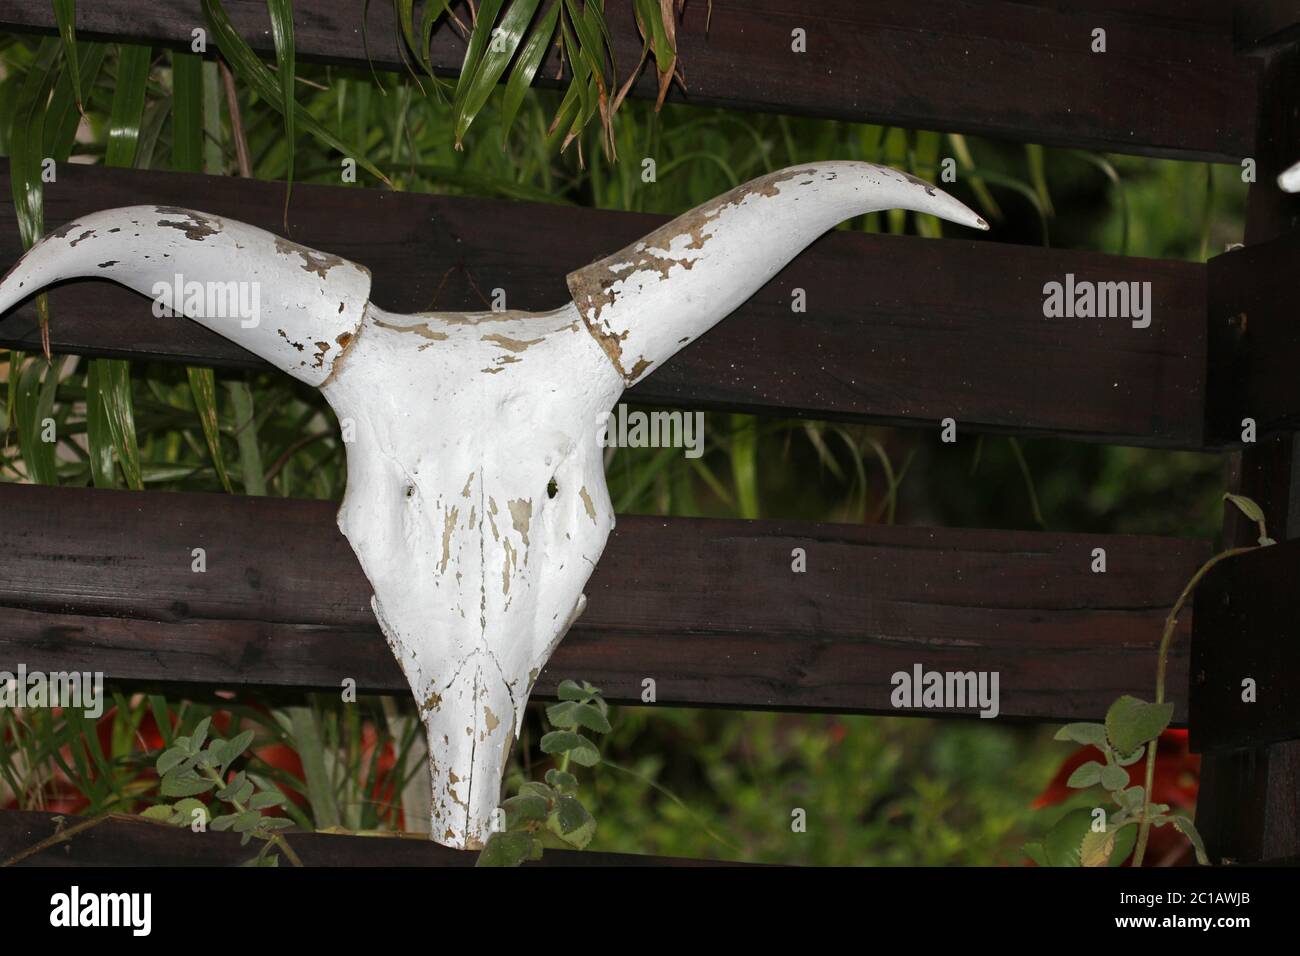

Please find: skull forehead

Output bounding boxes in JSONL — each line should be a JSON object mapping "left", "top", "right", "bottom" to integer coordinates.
{"left": 335, "top": 311, "right": 615, "bottom": 453}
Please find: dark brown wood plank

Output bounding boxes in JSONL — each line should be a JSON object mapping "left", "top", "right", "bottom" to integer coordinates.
{"left": 1205, "top": 233, "right": 1300, "bottom": 443}
{"left": 1196, "top": 38, "right": 1300, "bottom": 866}
{"left": 0, "top": 482, "right": 1209, "bottom": 723}
{"left": 0, "top": 161, "right": 1214, "bottom": 448}
{"left": 1190, "top": 538, "right": 1300, "bottom": 753}
{"left": 1012, "top": 0, "right": 1231, "bottom": 38}
{"left": 1235, "top": 0, "right": 1300, "bottom": 51}
{"left": 0, "top": 809, "right": 719, "bottom": 866}
{"left": 0, "top": 0, "right": 1257, "bottom": 161}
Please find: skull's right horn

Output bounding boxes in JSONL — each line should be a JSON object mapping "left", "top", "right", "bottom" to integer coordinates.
{"left": 0, "top": 205, "right": 370, "bottom": 386}
{"left": 566, "top": 161, "right": 988, "bottom": 387}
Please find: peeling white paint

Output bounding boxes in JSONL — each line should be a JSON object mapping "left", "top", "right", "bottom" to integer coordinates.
{"left": 0, "top": 164, "right": 987, "bottom": 850}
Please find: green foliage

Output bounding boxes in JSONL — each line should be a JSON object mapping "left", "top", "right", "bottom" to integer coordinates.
{"left": 144, "top": 716, "right": 293, "bottom": 866}
{"left": 1030, "top": 693, "right": 1203, "bottom": 867}
{"left": 477, "top": 681, "right": 609, "bottom": 866}
{"left": 1226, "top": 492, "right": 1276, "bottom": 546}
{"left": 1105, "top": 696, "right": 1174, "bottom": 758}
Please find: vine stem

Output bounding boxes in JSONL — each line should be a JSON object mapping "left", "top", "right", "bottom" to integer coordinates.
{"left": 200, "top": 765, "right": 304, "bottom": 867}
{"left": 0, "top": 813, "right": 145, "bottom": 867}
{"left": 1131, "top": 545, "right": 1254, "bottom": 868}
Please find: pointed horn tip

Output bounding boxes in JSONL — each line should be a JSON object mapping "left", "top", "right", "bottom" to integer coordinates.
{"left": 930, "top": 186, "right": 989, "bottom": 232}
{"left": 941, "top": 201, "right": 990, "bottom": 233}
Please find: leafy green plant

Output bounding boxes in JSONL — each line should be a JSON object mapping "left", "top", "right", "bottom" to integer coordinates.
{"left": 476, "top": 680, "right": 609, "bottom": 866}
{"left": 140, "top": 716, "right": 300, "bottom": 867}
{"left": 382, "top": 0, "right": 679, "bottom": 157}
{"left": 1024, "top": 696, "right": 1197, "bottom": 867}
{"left": 1027, "top": 493, "right": 1273, "bottom": 867}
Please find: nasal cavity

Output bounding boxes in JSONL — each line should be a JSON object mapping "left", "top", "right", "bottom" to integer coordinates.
{"left": 547, "top": 477, "right": 558, "bottom": 499}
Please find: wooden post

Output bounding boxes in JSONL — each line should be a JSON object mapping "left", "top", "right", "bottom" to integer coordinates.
{"left": 1195, "top": 38, "right": 1300, "bottom": 864}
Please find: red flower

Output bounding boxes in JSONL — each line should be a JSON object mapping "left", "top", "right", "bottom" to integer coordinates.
{"left": 1034, "top": 729, "right": 1199, "bottom": 865}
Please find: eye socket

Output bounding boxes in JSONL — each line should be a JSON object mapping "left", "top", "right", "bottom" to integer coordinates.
{"left": 546, "top": 477, "right": 558, "bottom": 499}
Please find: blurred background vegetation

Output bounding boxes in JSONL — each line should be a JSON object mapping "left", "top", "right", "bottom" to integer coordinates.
{"left": 0, "top": 2, "right": 1242, "bottom": 865}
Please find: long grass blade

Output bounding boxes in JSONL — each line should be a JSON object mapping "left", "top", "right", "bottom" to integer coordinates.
{"left": 15, "top": 357, "right": 61, "bottom": 485}
{"left": 186, "top": 367, "right": 233, "bottom": 493}
{"left": 51, "top": 0, "right": 83, "bottom": 112}
{"left": 226, "top": 379, "right": 267, "bottom": 495}
{"left": 104, "top": 44, "right": 151, "bottom": 167}
{"left": 45, "top": 44, "right": 105, "bottom": 161}
{"left": 91, "top": 357, "right": 143, "bottom": 489}
{"left": 169, "top": 48, "right": 236, "bottom": 489}
{"left": 455, "top": 0, "right": 541, "bottom": 144}
{"left": 84, "top": 359, "right": 117, "bottom": 487}
{"left": 87, "top": 43, "right": 152, "bottom": 492}
{"left": 201, "top": 0, "right": 392, "bottom": 186}
{"left": 266, "top": 0, "right": 296, "bottom": 223}
{"left": 947, "top": 133, "right": 1001, "bottom": 221}
{"left": 1025, "top": 143, "right": 1054, "bottom": 218}
{"left": 171, "top": 50, "right": 205, "bottom": 173}
{"left": 8, "top": 38, "right": 63, "bottom": 355}
{"left": 451, "top": 0, "right": 507, "bottom": 145}
{"left": 729, "top": 413, "right": 760, "bottom": 519}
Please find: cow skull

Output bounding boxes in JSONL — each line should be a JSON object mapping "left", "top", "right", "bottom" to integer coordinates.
{"left": 0, "top": 162, "right": 987, "bottom": 848}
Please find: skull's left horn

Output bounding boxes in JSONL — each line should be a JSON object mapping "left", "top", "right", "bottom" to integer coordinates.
{"left": 566, "top": 161, "right": 988, "bottom": 387}
{"left": 0, "top": 206, "right": 370, "bottom": 385}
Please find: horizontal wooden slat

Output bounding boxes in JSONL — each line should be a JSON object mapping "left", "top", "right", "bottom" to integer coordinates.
{"left": 0, "top": 483, "right": 1209, "bottom": 722}
{"left": 1234, "top": 0, "right": 1300, "bottom": 51}
{"left": 1190, "top": 538, "right": 1300, "bottom": 753}
{"left": 0, "top": 810, "right": 715, "bottom": 866}
{"left": 1206, "top": 231, "right": 1300, "bottom": 443}
{"left": 0, "top": 0, "right": 1257, "bottom": 161}
{"left": 0, "top": 161, "right": 1215, "bottom": 448}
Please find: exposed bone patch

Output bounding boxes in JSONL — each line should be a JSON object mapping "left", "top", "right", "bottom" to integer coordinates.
{"left": 481, "top": 332, "right": 543, "bottom": 353}
{"left": 44, "top": 221, "right": 83, "bottom": 243}
{"left": 507, "top": 498, "right": 532, "bottom": 547}
{"left": 277, "top": 328, "right": 305, "bottom": 351}
{"left": 581, "top": 318, "right": 631, "bottom": 380}
{"left": 419, "top": 309, "right": 532, "bottom": 326}
{"left": 502, "top": 539, "right": 515, "bottom": 594}
{"left": 579, "top": 486, "right": 597, "bottom": 523}
{"left": 273, "top": 236, "right": 347, "bottom": 277}
{"left": 155, "top": 207, "right": 221, "bottom": 241}
{"left": 898, "top": 170, "right": 938, "bottom": 196}
{"left": 438, "top": 506, "right": 459, "bottom": 574}
{"left": 374, "top": 316, "right": 449, "bottom": 341}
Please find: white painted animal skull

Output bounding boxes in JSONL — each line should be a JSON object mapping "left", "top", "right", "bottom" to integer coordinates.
{"left": 0, "top": 162, "right": 986, "bottom": 848}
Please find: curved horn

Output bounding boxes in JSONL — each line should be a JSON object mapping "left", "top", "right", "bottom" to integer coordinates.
{"left": 0, "top": 206, "right": 370, "bottom": 386}
{"left": 1279, "top": 159, "right": 1300, "bottom": 192}
{"left": 566, "top": 161, "right": 988, "bottom": 386}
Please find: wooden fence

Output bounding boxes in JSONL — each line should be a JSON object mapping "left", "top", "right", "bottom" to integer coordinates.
{"left": 0, "top": 0, "right": 1297, "bottom": 866}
